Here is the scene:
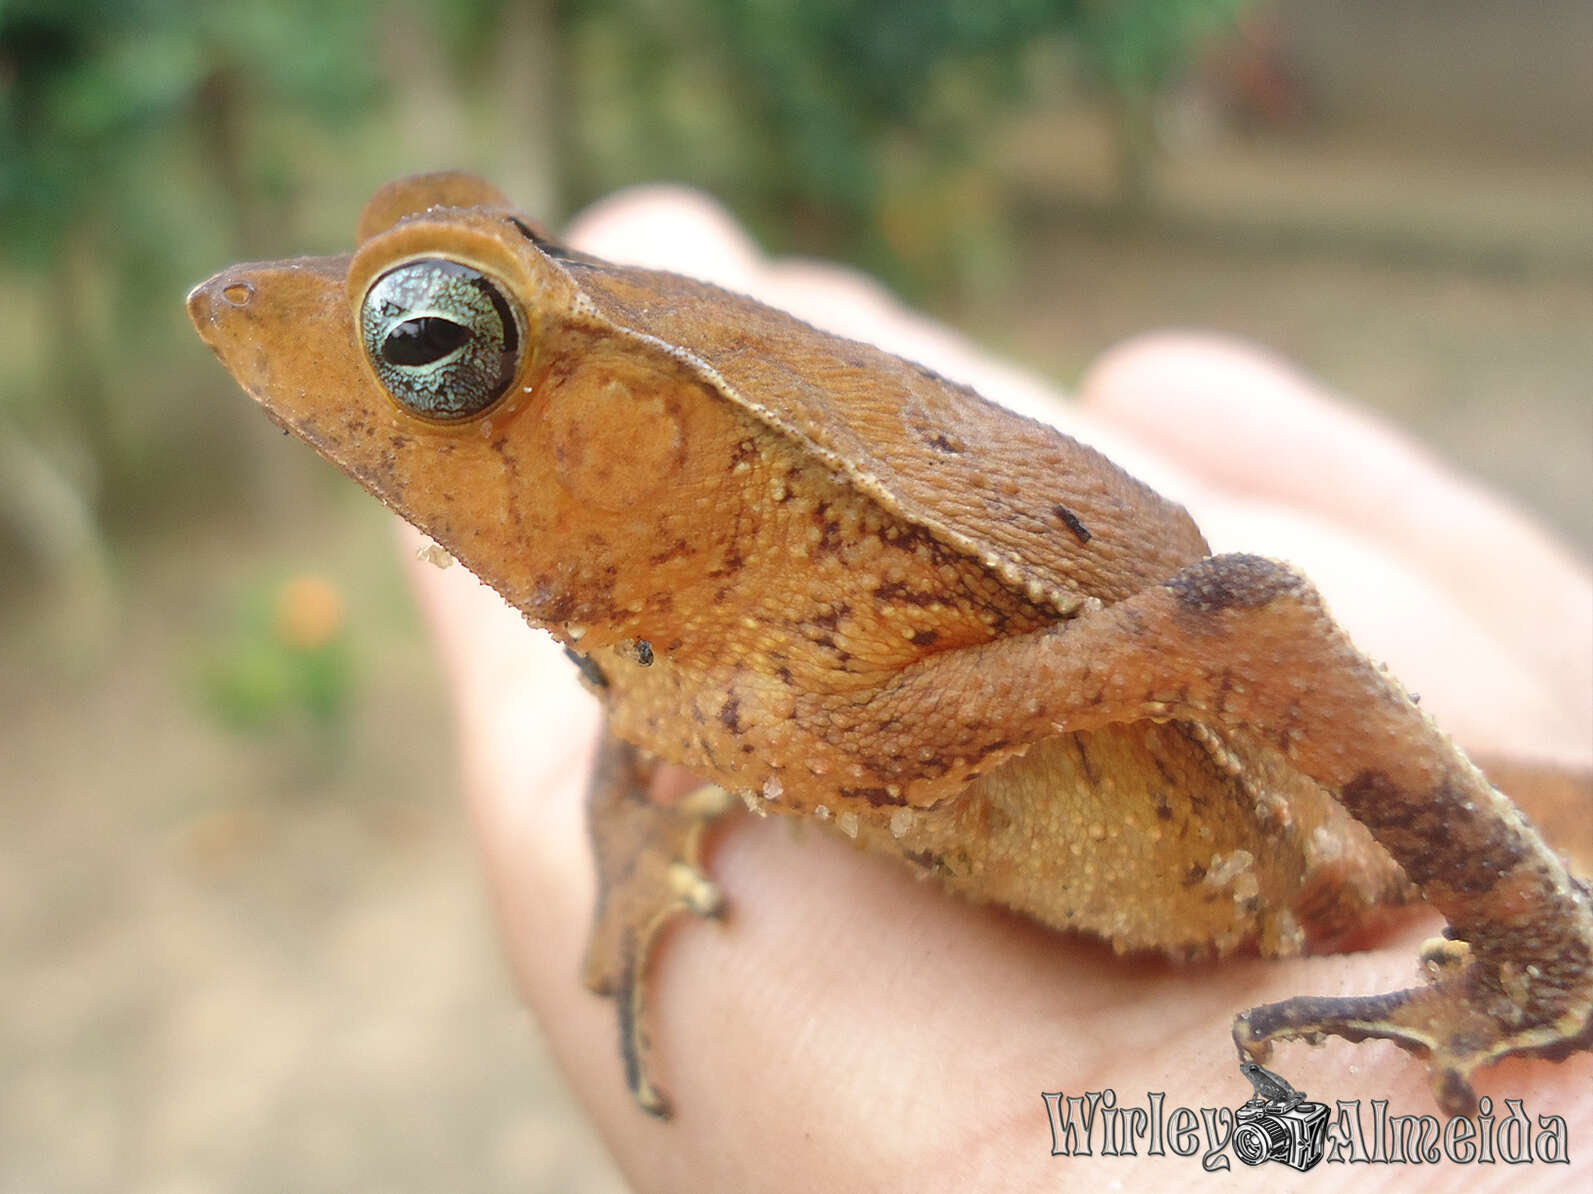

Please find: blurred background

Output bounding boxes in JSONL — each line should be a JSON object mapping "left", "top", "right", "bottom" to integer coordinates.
{"left": 2, "top": 0, "right": 1589, "bottom": 1189}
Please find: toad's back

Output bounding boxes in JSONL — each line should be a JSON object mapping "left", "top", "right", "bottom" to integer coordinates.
{"left": 556, "top": 253, "right": 1211, "bottom": 614}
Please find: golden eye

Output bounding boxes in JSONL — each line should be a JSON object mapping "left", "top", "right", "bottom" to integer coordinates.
{"left": 359, "top": 258, "right": 522, "bottom": 419}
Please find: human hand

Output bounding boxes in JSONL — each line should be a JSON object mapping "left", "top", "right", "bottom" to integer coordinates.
{"left": 399, "top": 190, "right": 1592, "bottom": 1191}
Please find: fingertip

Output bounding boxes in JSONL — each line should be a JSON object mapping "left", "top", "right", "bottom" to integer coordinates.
{"left": 1081, "top": 330, "right": 1291, "bottom": 409}
{"left": 1078, "top": 331, "right": 1367, "bottom": 483}
{"left": 564, "top": 185, "right": 764, "bottom": 288}
{"left": 1077, "top": 330, "right": 1448, "bottom": 550}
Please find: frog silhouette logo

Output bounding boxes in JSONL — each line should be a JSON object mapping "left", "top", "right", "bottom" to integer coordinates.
{"left": 1232, "top": 1061, "right": 1329, "bottom": 1171}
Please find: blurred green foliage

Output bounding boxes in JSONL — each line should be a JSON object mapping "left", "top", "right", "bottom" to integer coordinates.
{"left": 564, "top": 0, "right": 1249, "bottom": 271}
{"left": 0, "top": 0, "right": 1251, "bottom": 597}
{"left": 195, "top": 573, "right": 353, "bottom": 735}
{"left": 0, "top": 0, "right": 377, "bottom": 263}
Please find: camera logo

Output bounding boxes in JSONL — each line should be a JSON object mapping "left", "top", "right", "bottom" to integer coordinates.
{"left": 1232, "top": 1061, "right": 1329, "bottom": 1171}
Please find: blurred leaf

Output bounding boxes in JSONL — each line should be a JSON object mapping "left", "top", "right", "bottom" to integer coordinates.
{"left": 195, "top": 574, "right": 354, "bottom": 734}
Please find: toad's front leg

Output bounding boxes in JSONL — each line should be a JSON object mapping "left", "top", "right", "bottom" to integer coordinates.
{"left": 582, "top": 729, "right": 740, "bottom": 1118}
{"left": 865, "top": 553, "right": 1593, "bottom": 1115}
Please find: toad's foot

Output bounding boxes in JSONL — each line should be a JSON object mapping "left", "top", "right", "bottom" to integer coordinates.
{"left": 582, "top": 730, "right": 739, "bottom": 1118}
{"left": 1236, "top": 931, "right": 1593, "bottom": 1116}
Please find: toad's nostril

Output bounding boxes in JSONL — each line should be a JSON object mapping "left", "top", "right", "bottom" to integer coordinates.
{"left": 187, "top": 273, "right": 251, "bottom": 345}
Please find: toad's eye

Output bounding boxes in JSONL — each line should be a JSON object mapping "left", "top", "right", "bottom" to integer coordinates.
{"left": 359, "top": 258, "right": 522, "bottom": 419}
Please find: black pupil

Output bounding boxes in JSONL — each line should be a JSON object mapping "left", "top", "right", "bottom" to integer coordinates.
{"left": 382, "top": 317, "right": 471, "bottom": 366}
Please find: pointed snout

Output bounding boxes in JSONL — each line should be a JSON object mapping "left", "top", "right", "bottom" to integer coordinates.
{"left": 188, "top": 254, "right": 354, "bottom": 351}
{"left": 186, "top": 268, "right": 259, "bottom": 355}
{"left": 186, "top": 254, "right": 361, "bottom": 411}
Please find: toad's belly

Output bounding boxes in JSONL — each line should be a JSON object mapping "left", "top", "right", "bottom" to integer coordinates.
{"left": 846, "top": 721, "right": 1408, "bottom": 959}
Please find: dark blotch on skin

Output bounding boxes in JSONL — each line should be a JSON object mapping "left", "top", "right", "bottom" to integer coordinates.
{"left": 539, "top": 587, "right": 576, "bottom": 625}
{"left": 648, "top": 539, "right": 690, "bottom": 566}
{"left": 841, "top": 786, "right": 907, "bottom": 807}
{"left": 1341, "top": 770, "right": 1526, "bottom": 893}
{"left": 1170, "top": 554, "right": 1299, "bottom": 613}
{"left": 875, "top": 581, "right": 938, "bottom": 607}
{"left": 1052, "top": 504, "right": 1092, "bottom": 545}
{"left": 814, "top": 519, "right": 846, "bottom": 556}
{"left": 719, "top": 696, "right": 742, "bottom": 733}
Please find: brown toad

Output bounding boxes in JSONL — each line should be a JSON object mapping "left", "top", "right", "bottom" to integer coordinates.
{"left": 188, "top": 172, "right": 1593, "bottom": 1119}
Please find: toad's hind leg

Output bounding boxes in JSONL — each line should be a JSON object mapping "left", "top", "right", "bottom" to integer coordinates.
{"left": 582, "top": 729, "right": 739, "bottom": 1118}
{"left": 873, "top": 552, "right": 1593, "bottom": 1115}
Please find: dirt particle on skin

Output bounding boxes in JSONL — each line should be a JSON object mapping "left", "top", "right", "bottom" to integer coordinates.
{"left": 1052, "top": 504, "right": 1092, "bottom": 544}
